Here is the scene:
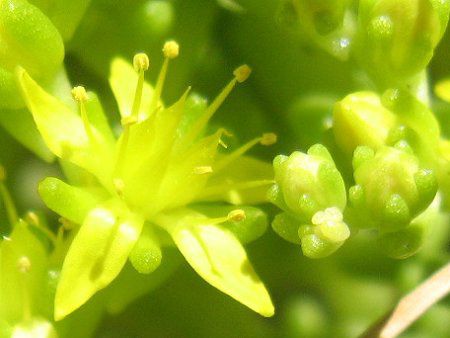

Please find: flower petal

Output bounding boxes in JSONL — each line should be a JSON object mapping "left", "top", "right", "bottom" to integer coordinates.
{"left": 17, "top": 69, "right": 115, "bottom": 186}
{"left": 109, "top": 57, "right": 160, "bottom": 120}
{"left": 157, "top": 209, "right": 274, "bottom": 317}
{"left": 54, "top": 201, "right": 144, "bottom": 320}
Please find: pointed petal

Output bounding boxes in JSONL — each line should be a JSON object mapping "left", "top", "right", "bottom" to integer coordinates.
{"left": 109, "top": 58, "right": 160, "bottom": 120}
{"left": 158, "top": 209, "right": 274, "bottom": 317}
{"left": 54, "top": 202, "right": 143, "bottom": 320}
{"left": 17, "top": 69, "right": 115, "bottom": 186}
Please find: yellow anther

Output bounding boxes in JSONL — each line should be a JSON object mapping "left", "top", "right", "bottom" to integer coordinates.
{"left": 121, "top": 115, "right": 139, "bottom": 126}
{"left": 0, "top": 164, "right": 5, "bottom": 181}
{"left": 194, "top": 166, "right": 213, "bottom": 175}
{"left": 162, "top": 40, "right": 179, "bottom": 59}
{"left": 260, "top": 132, "right": 277, "bottom": 146}
{"left": 133, "top": 53, "right": 150, "bottom": 72}
{"left": 18, "top": 256, "right": 31, "bottom": 274}
{"left": 227, "top": 209, "right": 246, "bottom": 222}
{"left": 71, "top": 86, "right": 88, "bottom": 102}
{"left": 233, "top": 64, "right": 251, "bottom": 83}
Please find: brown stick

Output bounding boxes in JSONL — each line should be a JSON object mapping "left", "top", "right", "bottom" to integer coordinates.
{"left": 360, "top": 262, "right": 450, "bottom": 338}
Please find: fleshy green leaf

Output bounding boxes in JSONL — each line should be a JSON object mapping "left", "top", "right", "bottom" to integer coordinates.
{"left": 157, "top": 209, "right": 274, "bottom": 317}
{"left": 54, "top": 201, "right": 144, "bottom": 320}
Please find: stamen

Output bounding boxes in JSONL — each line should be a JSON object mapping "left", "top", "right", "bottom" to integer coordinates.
{"left": 227, "top": 209, "right": 246, "bottom": 222}
{"left": 149, "top": 41, "right": 180, "bottom": 114}
{"left": 233, "top": 64, "right": 251, "bottom": 83}
{"left": 24, "top": 211, "right": 57, "bottom": 243}
{"left": 162, "top": 41, "right": 180, "bottom": 59}
{"left": 71, "top": 86, "right": 94, "bottom": 140}
{"left": 0, "top": 164, "right": 19, "bottom": 225}
{"left": 193, "top": 166, "right": 213, "bottom": 175}
{"left": 214, "top": 132, "right": 277, "bottom": 172}
{"left": 183, "top": 65, "right": 252, "bottom": 144}
{"left": 131, "top": 53, "right": 150, "bottom": 121}
{"left": 260, "top": 132, "right": 277, "bottom": 146}
{"left": 115, "top": 53, "right": 150, "bottom": 177}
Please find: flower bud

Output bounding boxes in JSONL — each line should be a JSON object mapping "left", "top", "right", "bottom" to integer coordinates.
{"left": 355, "top": 0, "right": 448, "bottom": 88}
{"left": 270, "top": 144, "right": 350, "bottom": 258}
{"left": 333, "top": 91, "right": 395, "bottom": 156}
{"left": 272, "top": 144, "right": 346, "bottom": 219}
{"left": 349, "top": 145, "right": 437, "bottom": 231}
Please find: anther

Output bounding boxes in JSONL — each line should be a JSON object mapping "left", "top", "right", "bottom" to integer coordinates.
{"left": 121, "top": 115, "right": 139, "bottom": 127}
{"left": 133, "top": 53, "right": 150, "bottom": 72}
{"left": 25, "top": 211, "right": 39, "bottom": 227}
{"left": 71, "top": 86, "right": 88, "bottom": 102}
{"left": 163, "top": 41, "right": 180, "bottom": 59}
{"left": 260, "top": 133, "right": 277, "bottom": 146}
{"left": 194, "top": 166, "right": 213, "bottom": 175}
{"left": 227, "top": 209, "right": 246, "bottom": 222}
{"left": 233, "top": 64, "right": 251, "bottom": 83}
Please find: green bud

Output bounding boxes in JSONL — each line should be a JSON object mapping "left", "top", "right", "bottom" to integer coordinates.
{"left": 272, "top": 212, "right": 302, "bottom": 245}
{"left": 355, "top": 0, "right": 448, "bottom": 88}
{"left": 350, "top": 145, "right": 437, "bottom": 231}
{"left": 333, "top": 91, "right": 396, "bottom": 156}
{"left": 272, "top": 144, "right": 346, "bottom": 218}
{"left": 270, "top": 145, "right": 350, "bottom": 258}
{"left": 129, "top": 226, "right": 162, "bottom": 275}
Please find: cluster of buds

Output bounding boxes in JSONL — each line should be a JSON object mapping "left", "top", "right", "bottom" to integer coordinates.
{"left": 279, "top": 0, "right": 450, "bottom": 89}
{"left": 268, "top": 144, "right": 350, "bottom": 258}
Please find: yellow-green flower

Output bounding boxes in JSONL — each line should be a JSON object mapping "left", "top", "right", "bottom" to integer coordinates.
{"left": 18, "top": 42, "right": 276, "bottom": 320}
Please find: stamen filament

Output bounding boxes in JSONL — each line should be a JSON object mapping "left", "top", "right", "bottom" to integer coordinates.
{"left": 214, "top": 133, "right": 277, "bottom": 172}
{"left": 0, "top": 165, "right": 18, "bottom": 225}
{"left": 25, "top": 211, "right": 57, "bottom": 244}
{"left": 183, "top": 65, "right": 251, "bottom": 145}
{"left": 114, "top": 53, "right": 149, "bottom": 179}
{"left": 72, "top": 86, "right": 94, "bottom": 140}
{"left": 149, "top": 41, "right": 179, "bottom": 114}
